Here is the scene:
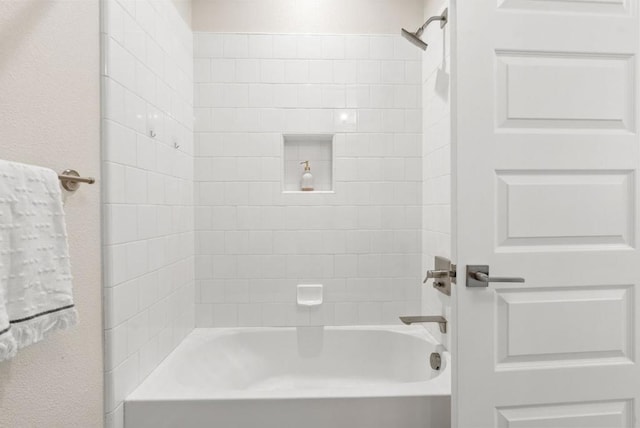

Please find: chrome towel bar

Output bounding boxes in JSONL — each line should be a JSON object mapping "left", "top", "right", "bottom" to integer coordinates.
{"left": 58, "top": 169, "right": 95, "bottom": 192}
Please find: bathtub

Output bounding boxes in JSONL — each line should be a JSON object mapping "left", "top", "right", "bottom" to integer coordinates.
{"left": 125, "top": 325, "right": 451, "bottom": 428}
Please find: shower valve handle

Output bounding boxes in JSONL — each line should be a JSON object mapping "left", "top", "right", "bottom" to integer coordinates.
{"left": 424, "top": 269, "right": 452, "bottom": 283}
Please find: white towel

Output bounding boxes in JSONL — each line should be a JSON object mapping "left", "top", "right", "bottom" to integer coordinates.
{"left": 0, "top": 160, "right": 78, "bottom": 362}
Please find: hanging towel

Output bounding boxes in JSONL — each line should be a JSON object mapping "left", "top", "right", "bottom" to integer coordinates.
{"left": 0, "top": 160, "right": 78, "bottom": 362}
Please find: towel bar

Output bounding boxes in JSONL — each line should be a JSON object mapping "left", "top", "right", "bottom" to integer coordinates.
{"left": 58, "top": 169, "right": 95, "bottom": 191}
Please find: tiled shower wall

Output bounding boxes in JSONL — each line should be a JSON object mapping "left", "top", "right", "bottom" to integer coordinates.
{"left": 194, "top": 33, "right": 424, "bottom": 327}
{"left": 421, "top": 0, "right": 452, "bottom": 347}
{"left": 101, "top": 0, "right": 194, "bottom": 426}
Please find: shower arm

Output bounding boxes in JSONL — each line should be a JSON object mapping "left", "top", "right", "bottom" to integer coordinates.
{"left": 414, "top": 9, "right": 448, "bottom": 37}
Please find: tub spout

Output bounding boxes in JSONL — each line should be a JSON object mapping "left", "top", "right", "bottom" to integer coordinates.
{"left": 399, "top": 316, "right": 447, "bottom": 334}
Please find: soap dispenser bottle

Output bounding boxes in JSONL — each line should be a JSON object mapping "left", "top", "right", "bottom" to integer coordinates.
{"left": 300, "top": 161, "right": 314, "bottom": 191}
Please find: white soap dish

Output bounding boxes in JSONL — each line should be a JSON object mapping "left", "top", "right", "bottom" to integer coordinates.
{"left": 297, "top": 284, "right": 323, "bottom": 307}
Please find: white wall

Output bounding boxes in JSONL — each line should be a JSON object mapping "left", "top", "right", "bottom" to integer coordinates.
{"left": 0, "top": 0, "right": 103, "bottom": 426}
{"left": 192, "top": 0, "right": 424, "bottom": 35}
{"left": 194, "top": 33, "right": 423, "bottom": 327}
{"left": 421, "top": 0, "right": 452, "bottom": 347}
{"left": 101, "top": 0, "right": 195, "bottom": 426}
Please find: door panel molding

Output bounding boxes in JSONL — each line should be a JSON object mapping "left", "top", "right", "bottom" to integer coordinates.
{"left": 495, "top": 285, "right": 634, "bottom": 368}
{"left": 496, "top": 400, "right": 633, "bottom": 428}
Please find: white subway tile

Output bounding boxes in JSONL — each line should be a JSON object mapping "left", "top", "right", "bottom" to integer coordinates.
{"left": 321, "top": 85, "right": 346, "bottom": 108}
{"left": 104, "top": 79, "right": 126, "bottom": 124}
{"left": 195, "top": 33, "right": 223, "bottom": 57}
{"left": 104, "top": 0, "right": 125, "bottom": 43}
{"left": 212, "top": 304, "right": 238, "bottom": 327}
{"left": 235, "top": 59, "right": 260, "bottom": 83}
{"left": 106, "top": 204, "right": 138, "bottom": 244}
{"left": 308, "top": 61, "right": 333, "bottom": 83}
{"left": 298, "top": 85, "right": 323, "bottom": 108}
{"left": 345, "top": 37, "right": 370, "bottom": 59}
{"left": 405, "top": 61, "right": 422, "bottom": 84}
{"left": 103, "top": 120, "right": 137, "bottom": 165}
{"left": 135, "top": 61, "right": 156, "bottom": 104}
{"left": 284, "top": 60, "right": 310, "bottom": 83}
{"left": 195, "top": 304, "right": 214, "bottom": 326}
{"left": 260, "top": 60, "right": 285, "bottom": 83}
{"left": 238, "top": 303, "right": 262, "bottom": 326}
{"left": 272, "top": 35, "right": 298, "bottom": 58}
{"left": 248, "top": 84, "right": 274, "bottom": 107}
{"left": 145, "top": 38, "right": 164, "bottom": 78}
{"left": 104, "top": 324, "right": 127, "bottom": 371}
{"left": 111, "top": 279, "right": 139, "bottom": 326}
{"left": 274, "top": 85, "right": 299, "bottom": 108}
{"left": 106, "top": 37, "right": 136, "bottom": 88}
{"left": 382, "top": 61, "right": 406, "bottom": 84}
{"left": 190, "top": 33, "right": 429, "bottom": 332}
{"left": 224, "top": 280, "right": 250, "bottom": 302}
{"left": 223, "top": 84, "right": 249, "bottom": 107}
{"left": 199, "top": 281, "right": 225, "bottom": 303}
{"left": 370, "top": 36, "right": 395, "bottom": 60}
{"left": 334, "top": 302, "right": 359, "bottom": 325}
{"left": 249, "top": 34, "right": 273, "bottom": 58}
{"left": 104, "top": 6, "right": 195, "bottom": 425}
{"left": 321, "top": 36, "right": 345, "bottom": 59}
{"left": 333, "top": 60, "right": 357, "bottom": 84}
{"left": 138, "top": 336, "right": 160, "bottom": 380}
{"left": 394, "top": 37, "right": 421, "bottom": 61}
{"left": 357, "top": 60, "right": 381, "bottom": 84}
{"left": 107, "top": 354, "right": 139, "bottom": 413}
{"left": 225, "top": 231, "right": 249, "bottom": 254}
{"left": 126, "top": 310, "right": 149, "bottom": 356}
{"left": 259, "top": 303, "right": 284, "bottom": 326}
{"left": 211, "top": 58, "right": 236, "bottom": 82}
{"left": 124, "top": 167, "right": 148, "bottom": 204}
{"left": 297, "top": 35, "right": 323, "bottom": 59}
{"left": 194, "top": 58, "right": 211, "bottom": 82}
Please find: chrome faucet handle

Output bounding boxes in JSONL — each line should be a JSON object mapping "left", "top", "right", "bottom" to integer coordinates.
{"left": 423, "top": 268, "right": 455, "bottom": 283}
{"left": 423, "top": 257, "right": 456, "bottom": 297}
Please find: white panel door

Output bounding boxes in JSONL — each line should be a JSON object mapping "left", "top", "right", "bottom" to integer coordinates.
{"left": 453, "top": 0, "right": 640, "bottom": 426}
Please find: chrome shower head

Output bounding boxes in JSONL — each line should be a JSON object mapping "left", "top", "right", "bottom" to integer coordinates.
{"left": 401, "top": 8, "right": 448, "bottom": 51}
{"left": 401, "top": 28, "right": 428, "bottom": 51}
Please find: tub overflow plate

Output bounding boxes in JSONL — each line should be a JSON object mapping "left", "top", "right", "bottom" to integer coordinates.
{"left": 430, "top": 352, "right": 442, "bottom": 370}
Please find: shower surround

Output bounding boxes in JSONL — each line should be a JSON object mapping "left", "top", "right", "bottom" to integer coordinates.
{"left": 102, "top": 3, "right": 430, "bottom": 427}
{"left": 101, "top": 0, "right": 195, "bottom": 425}
{"left": 194, "top": 33, "right": 424, "bottom": 327}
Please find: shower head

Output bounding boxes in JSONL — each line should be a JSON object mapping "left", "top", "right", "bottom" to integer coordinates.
{"left": 401, "top": 8, "right": 448, "bottom": 51}
{"left": 401, "top": 28, "right": 428, "bottom": 51}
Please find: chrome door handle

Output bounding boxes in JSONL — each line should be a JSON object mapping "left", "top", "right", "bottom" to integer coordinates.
{"left": 466, "top": 265, "right": 525, "bottom": 288}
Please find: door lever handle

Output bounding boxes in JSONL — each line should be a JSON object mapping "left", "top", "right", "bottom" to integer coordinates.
{"left": 466, "top": 265, "right": 525, "bottom": 288}
{"left": 471, "top": 272, "right": 525, "bottom": 283}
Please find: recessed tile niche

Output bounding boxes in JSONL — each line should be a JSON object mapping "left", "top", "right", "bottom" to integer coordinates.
{"left": 283, "top": 134, "right": 334, "bottom": 193}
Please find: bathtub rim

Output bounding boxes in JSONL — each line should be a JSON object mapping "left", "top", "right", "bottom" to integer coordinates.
{"left": 126, "top": 325, "right": 451, "bottom": 402}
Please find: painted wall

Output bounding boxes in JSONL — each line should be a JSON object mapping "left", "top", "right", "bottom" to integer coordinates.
{"left": 192, "top": 0, "right": 424, "bottom": 35}
{"left": 101, "top": 0, "right": 194, "bottom": 426}
{"left": 194, "top": 33, "right": 423, "bottom": 327}
{"left": 421, "top": 0, "right": 451, "bottom": 348}
{"left": 0, "top": 0, "right": 103, "bottom": 426}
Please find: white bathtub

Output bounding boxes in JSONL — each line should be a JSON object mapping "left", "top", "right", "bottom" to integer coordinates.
{"left": 125, "top": 325, "right": 451, "bottom": 428}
